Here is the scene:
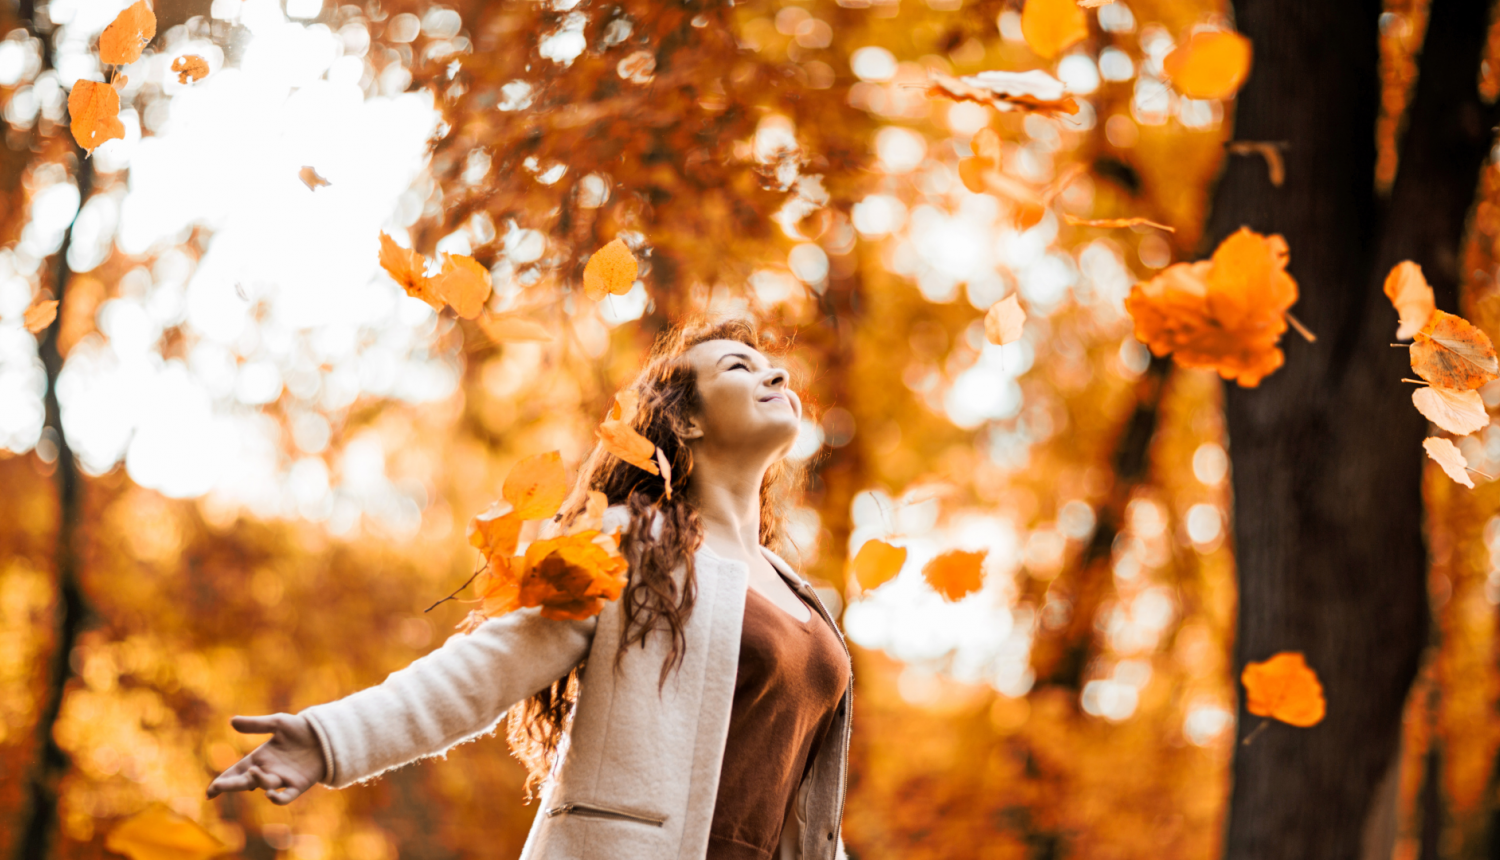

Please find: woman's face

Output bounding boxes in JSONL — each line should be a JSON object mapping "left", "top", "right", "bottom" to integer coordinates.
{"left": 681, "top": 339, "right": 802, "bottom": 460}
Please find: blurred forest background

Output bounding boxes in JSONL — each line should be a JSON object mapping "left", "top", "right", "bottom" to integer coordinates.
{"left": 3, "top": 0, "right": 1500, "bottom": 857}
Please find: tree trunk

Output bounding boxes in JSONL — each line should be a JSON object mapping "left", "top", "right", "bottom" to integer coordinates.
{"left": 1208, "top": 0, "right": 1495, "bottom": 857}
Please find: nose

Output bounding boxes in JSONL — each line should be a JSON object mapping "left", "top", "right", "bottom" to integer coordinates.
{"left": 765, "top": 368, "right": 787, "bottom": 389}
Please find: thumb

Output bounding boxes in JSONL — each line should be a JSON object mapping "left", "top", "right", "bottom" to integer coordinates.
{"left": 229, "top": 714, "right": 284, "bottom": 735}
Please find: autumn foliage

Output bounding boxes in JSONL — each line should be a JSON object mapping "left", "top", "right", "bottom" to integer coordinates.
{"left": 1241, "top": 652, "right": 1326, "bottom": 729}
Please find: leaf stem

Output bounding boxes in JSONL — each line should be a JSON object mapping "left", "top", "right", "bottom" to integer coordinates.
{"left": 1468, "top": 466, "right": 1496, "bottom": 480}
{"left": 1241, "top": 719, "right": 1271, "bottom": 746}
{"left": 1391, "top": 343, "right": 1413, "bottom": 348}
{"left": 426, "top": 559, "right": 489, "bottom": 613}
{"left": 1402, "top": 378, "right": 1428, "bottom": 385}
{"left": 1285, "top": 311, "right": 1317, "bottom": 343}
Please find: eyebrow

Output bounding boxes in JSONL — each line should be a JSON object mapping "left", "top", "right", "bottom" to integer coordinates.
{"left": 716, "top": 351, "right": 785, "bottom": 372}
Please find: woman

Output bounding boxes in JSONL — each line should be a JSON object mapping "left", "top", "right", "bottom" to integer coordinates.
{"left": 205, "top": 320, "right": 853, "bottom": 860}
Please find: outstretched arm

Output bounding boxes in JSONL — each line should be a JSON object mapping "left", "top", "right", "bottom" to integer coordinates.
{"left": 208, "top": 607, "right": 595, "bottom": 801}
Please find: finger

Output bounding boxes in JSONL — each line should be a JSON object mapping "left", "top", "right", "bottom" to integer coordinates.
{"left": 206, "top": 771, "right": 258, "bottom": 797}
{"left": 247, "top": 766, "right": 285, "bottom": 791}
{"left": 267, "top": 786, "right": 302, "bottom": 806}
{"left": 230, "top": 714, "right": 284, "bottom": 735}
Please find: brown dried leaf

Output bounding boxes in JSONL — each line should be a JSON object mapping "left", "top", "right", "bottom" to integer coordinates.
{"left": 171, "top": 54, "right": 208, "bottom": 84}
{"left": 926, "top": 70, "right": 1079, "bottom": 116}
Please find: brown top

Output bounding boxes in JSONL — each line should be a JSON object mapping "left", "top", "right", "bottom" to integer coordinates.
{"left": 708, "top": 586, "right": 851, "bottom": 860}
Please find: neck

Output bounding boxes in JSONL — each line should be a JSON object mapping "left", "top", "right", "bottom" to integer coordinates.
{"left": 689, "top": 448, "right": 769, "bottom": 557}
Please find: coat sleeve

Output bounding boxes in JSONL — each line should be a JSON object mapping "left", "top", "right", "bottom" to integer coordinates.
{"left": 300, "top": 608, "right": 596, "bottom": 788}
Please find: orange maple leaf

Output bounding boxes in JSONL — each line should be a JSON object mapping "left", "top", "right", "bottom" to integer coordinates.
{"left": 984, "top": 295, "right": 1026, "bottom": 346}
{"left": 468, "top": 501, "right": 522, "bottom": 561}
{"left": 517, "top": 531, "right": 630, "bottom": 621}
{"left": 1410, "top": 310, "right": 1499, "bottom": 390}
{"left": 68, "top": 80, "right": 125, "bottom": 154}
{"left": 104, "top": 802, "right": 227, "bottom": 860}
{"left": 24, "top": 299, "right": 58, "bottom": 334}
{"left": 430, "top": 253, "right": 493, "bottom": 320}
{"left": 503, "top": 451, "right": 568, "bottom": 520}
{"left": 1383, "top": 261, "right": 1435, "bottom": 340}
{"left": 1021, "top": 0, "right": 1088, "bottom": 60}
{"left": 171, "top": 54, "right": 209, "bottom": 84}
{"left": 378, "top": 232, "right": 440, "bottom": 310}
{"left": 100, "top": 0, "right": 156, "bottom": 65}
{"left": 298, "top": 166, "right": 330, "bottom": 190}
{"left": 1411, "top": 385, "right": 1488, "bottom": 436}
{"left": 1163, "top": 29, "right": 1252, "bottom": 100}
{"left": 1423, "top": 437, "right": 1475, "bottom": 488}
{"left": 1125, "top": 227, "right": 1299, "bottom": 387}
{"left": 922, "top": 549, "right": 987, "bottom": 601}
{"left": 850, "top": 539, "right": 906, "bottom": 591}
{"left": 1241, "top": 651, "right": 1326, "bottom": 728}
{"left": 597, "top": 390, "right": 660, "bottom": 475}
{"left": 583, "top": 237, "right": 638, "bottom": 301}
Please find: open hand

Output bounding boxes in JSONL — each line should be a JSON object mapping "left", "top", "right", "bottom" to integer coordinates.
{"left": 205, "top": 714, "right": 326, "bottom": 805}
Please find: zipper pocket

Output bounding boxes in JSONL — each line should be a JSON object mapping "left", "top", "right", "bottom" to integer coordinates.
{"left": 546, "top": 802, "right": 666, "bottom": 827}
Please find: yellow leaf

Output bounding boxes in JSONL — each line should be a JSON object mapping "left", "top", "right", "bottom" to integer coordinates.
{"left": 378, "top": 232, "right": 440, "bottom": 310}
{"left": 68, "top": 80, "right": 125, "bottom": 154}
{"left": 100, "top": 0, "right": 156, "bottom": 65}
{"left": 985, "top": 295, "right": 1026, "bottom": 346}
{"left": 922, "top": 549, "right": 987, "bottom": 601}
{"left": 583, "top": 237, "right": 638, "bottom": 301}
{"left": 1241, "top": 652, "right": 1325, "bottom": 728}
{"left": 1383, "top": 261, "right": 1434, "bottom": 341}
{"left": 468, "top": 501, "right": 522, "bottom": 559}
{"left": 298, "top": 166, "right": 330, "bottom": 190}
{"left": 850, "top": 539, "right": 906, "bottom": 591}
{"left": 1412, "top": 386, "right": 1488, "bottom": 436}
{"left": 597, "top": 390, "right": 659, "bottom": 474}
{"left": 1021, "top": 0, "right": 1089, "bottom": 60}
{"left": 24, "top": 299, "right": 58, "bottom": 334}
{"left": 1410, "top": 310, "right": 1499, "bottom": 390}
{"left": 1423, "top": 437, "right": 1475, "bottom": 488}
{"left": 503, "top": 451, "right": 569, "bottom": 520}
{"left": 1163, "top": 29, "right": 1252, "bottom": 100}
{"left": 104, "top": 803, "right": 228, "bottom": 860}
{"left": 1062, "top": 213, "right": 1175, "bottom": 232}
{"left": 430, "top": 253, "right": 492, "bottom": 320}
{"left": 171, "top": 54, "right": 208, "bottom": 84}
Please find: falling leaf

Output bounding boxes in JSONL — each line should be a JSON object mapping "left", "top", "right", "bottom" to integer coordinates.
{"left": 617, "top": 50, "right": 656, "bottom": 84}
{"left": 583, "top": 237, "right": 638, "bottom": 301}
{"left": 468, "top": 501, "right": 522, "bottom": 560}
{"left": 68, "top": 80, "right": 125, "bottom": 154}
{"left": 378, "top": 232, "right": 441, "bottom": 310}
{"left": 299, "top": 166, "right": 331, "bottom": 190}
{"left": 655, "top": 447, "right": 673, "bottom": 500}
{"left": 100, "top": 0, "right": 156, "bottom": 65}
{"left": 1162, "top": 29, "right": 1253, "bottom": 100}
{"left": 976, "top": 162, "right": 1087, "bottom": 230}
{"left": 1021, "top": 0, "right": 1089, "bottom": 60}
{"left": 958, "top": 128, "right": 1001, "bottom": 194}
{"left": 1062, "top": 213, "right": 1175, "bottom": 232}
{"left": 927, "top": 70, "right": 1079, "bottom": 116}
{"left": 503, "top": 451, "right": 568, "bottom": 520}
{"left": 1383, "top": 261, "right": 1435, "bottom": 340}
{"left": 922, "top": 549, "right": 987, "bottom": 601}
{"left": 850, "top": 539, "right": 906, "bottom": 591}
{"left": 1225, "top": 141, "right": 1285, "bottom": 187}
{"left": 1424, "top": 437, "right": 1475, "bottom": 488}
{"left": 24, "top": 299, "right": 58, "bottom": 334}
{"left": 430, "top": 254, "right": 493, "bottom": 320}
{"left": 985, "top": 295, "right": 1026, "bottom": 346}
{"left": 477, "top": 312, "right": 552, "bottom": 343}
{"left": 597, "top": 390, "right": 659, "bottom": 474}
{"left": 112, "top": 74, "right": 129, "bottom": 90}
{"left": 517, "top": 532, "right": 630, "bottom": 620}
{"left": 1410, "top": 310, "right": 1499, "bottom": 390}
{"left": 171, "top": 54, "right": 209, "bottom": 84}
{"left": 1241, "top": 652, "right": 1326, "bottom": 728}
{"left": 104, "top": 803, "right": 228, "bottom": 860}
{"left": 1125, "top": 227, "right": 1299, "bottom": 387}
{"left": 1412, "top": 386, "right": 1489, "bottom": 436}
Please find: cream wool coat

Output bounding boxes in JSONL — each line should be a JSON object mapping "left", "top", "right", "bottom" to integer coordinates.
{"left": 300, "top": 534, "right": 852, "bottom": 860}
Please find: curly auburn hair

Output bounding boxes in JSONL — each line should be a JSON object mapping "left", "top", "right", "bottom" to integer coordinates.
{"left": 504, "top": 318, "right": 808, "bottom": 796}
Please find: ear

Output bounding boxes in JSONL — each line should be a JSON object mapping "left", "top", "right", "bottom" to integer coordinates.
{"left": 682, "top": 415, "right": 705, "bottom": 440}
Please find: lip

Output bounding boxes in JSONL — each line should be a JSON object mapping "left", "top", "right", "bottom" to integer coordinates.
{"left": 759, "top": 394, "right": 790, "bottom": 406}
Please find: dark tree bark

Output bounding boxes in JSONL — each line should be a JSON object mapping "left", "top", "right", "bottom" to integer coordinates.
{"left": 1208, "top": 0, "right": 1495, "bottom": 858}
